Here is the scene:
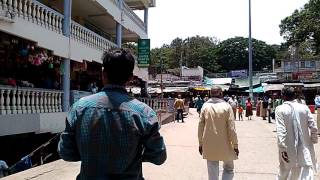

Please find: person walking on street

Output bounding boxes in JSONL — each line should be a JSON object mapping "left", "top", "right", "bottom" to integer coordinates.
{"left": 238, "top": 105, "right": 244, "bottom": 121}
{"left": 58, "top": 49, "right": 167, "bottom": 180}
{"left": 228, "top": 95, "right": 238, "bottom": 120}
{"left": 261, "top": 96, "right": 268, "bottom": 120}
{"left": 245, "top": 98, "right": 253, "bottom": 120}
{"left": 275, "top": 87, "right": 318, "bottom": 180}
{"left": 268, "top": 97, "right": 273, "bottom": 123}
{"left": 198, "top": 86, "right": 239, "bottom": 180}
{"left": 174, "top": 95, "right": 185, "bottom": 123}
{"left": 195, "top": 95, "right": 204, "bottom": 116}
{"left": 256, "top": 97, "right": 261, "bottom": 117}
{"left": 315, "top": 94, "right": 320, "bottom": 134}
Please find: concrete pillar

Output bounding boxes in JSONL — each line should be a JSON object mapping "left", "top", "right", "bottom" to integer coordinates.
{"left": 116, "top": 22, "right": 122, "bottom": 48}
{"left": 144, "top": 8, "right": 149, "bottom": 34}
{"left": 116, "top": 0, "right": 123, "bottom": 48}
{"left": 62, "top": 0, "right": 72, "bottom": 111}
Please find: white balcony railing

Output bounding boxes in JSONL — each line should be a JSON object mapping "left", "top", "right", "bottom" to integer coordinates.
{"left": 0, "top": 86, "right": 63, "bottom": 115}
{"left": 1, "top": 0, "right": 116, "bottom": 52}
{"left": 70, "top": 21, "right": 117, "bottom": 51}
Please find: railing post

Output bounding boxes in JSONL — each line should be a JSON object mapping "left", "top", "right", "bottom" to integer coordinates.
{"left": 7, "top": 0, "right": 12, "bottom": 10}
{"left": 3, "top": 0, "right": 8, "bottom": 10}
{"left": 30, "top": 91, "right": 35, "bottom": 113}
{"left": 25, "top": 90, "right": 30, "bottom": 113}
{"left": 47, "top": 92, "right": 52, "bottom": 113}
{"left": 47, "top": 92, "right": 51, "bottom": 112}
{"left": 28, "top": 0, "right": 32, "bottom": 20}
{"left": 43, "top": 91, "right": 47, "bottom": 113}
{"left": 59, "top": 92, "right": 62, "bottom": 112}
{"left": 23, "top": 0, "right": 27, "bottom": 18}
{"left": 0, "top": 90, "right": 5, "bottom": 115}
{"left": 13, "top": 0, "right": 17, "bottom": 12}
{"left": 35, "top": 91, "right": 40, "bottom": 113}
{"left": 16, "top": 90, "right": 22, "bottom": 114}
{"left": 39, "top": 91, "right": 43, "bottom": 113}
{"left": 5, "top": 89, "right": 11, "bottom": 114}
{"left": 52, "top": 92, "right": 57, "bottom": 112}
{"left": 42, "top": 91, "right": 47, "bottom": 113}
{"left": 11, "top": 89, "right": 17, "bottom": 114}
{"left": 21, "top": 90, "right": 25, "bottom": 114}
{"left": 39, "top": 6, "right": 44, "bottom": 25}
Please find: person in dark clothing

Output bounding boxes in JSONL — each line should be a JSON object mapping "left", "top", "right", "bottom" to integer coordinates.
{"left": 58, "top": 49, "right": 167, "bottom": 180}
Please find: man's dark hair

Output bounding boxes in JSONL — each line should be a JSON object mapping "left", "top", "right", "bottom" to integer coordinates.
{"left": 102, "top": 49, "right": 135, "bottom": 85}
{"left": 281, "top": 87, "right": 295, "bottom": 100}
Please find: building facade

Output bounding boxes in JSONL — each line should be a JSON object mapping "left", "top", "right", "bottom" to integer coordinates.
{"left": 275, "top": 59, "right": 320, "bottom": 82}
{"left": 0, "top": 0, "right": 155, "bottom": 136}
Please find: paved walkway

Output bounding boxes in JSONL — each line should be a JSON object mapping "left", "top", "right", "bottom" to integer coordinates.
{"left": 4, "top": 109, "right": 320, "bottom": 180}
{"left": 143, "top": 108, "right": 320, "bottom": 180}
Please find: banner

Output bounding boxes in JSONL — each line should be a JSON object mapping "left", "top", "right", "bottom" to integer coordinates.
{"left": 138, "top": 39, "right": 150, "bottom": 67}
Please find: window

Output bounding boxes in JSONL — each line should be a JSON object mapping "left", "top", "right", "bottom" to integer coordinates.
{"left": 310, "top": 61, "right": 316, "bottom": 68}
{"left": 300, "top": 61, "right": 305, "bottom": 68}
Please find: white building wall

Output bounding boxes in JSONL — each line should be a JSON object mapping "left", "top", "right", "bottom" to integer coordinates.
{"left": 0, "top": 113, "right": 67, "bottom": 136}
{"left": 181, "top": 66, "right": 204, "bottom": 78}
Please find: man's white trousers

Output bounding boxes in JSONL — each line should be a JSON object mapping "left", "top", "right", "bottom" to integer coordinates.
{"left": 207, "top": 160, "right": 234, "bottom": 180}
{"left": 277, "top": 162, "right": 314, "bottom": 180}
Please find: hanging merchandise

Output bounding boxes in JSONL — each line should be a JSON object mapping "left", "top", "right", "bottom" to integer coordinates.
{"left": 47, "top": 56, "right": 54, "bottom": 69}
{"left": 20, "top": 48, "right": 28, "bottom": 57}
{"left": 60, "top": 63, "right": 64, "bottom": 75}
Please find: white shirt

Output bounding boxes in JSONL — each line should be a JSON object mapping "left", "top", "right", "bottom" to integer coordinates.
{"left": 228, "top": 98, "right": 238, "bottom": 109}
{"left": 275, "top": 101, "right": 318, "bottom": 169}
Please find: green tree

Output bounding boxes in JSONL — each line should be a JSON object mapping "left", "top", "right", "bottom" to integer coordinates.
{"left": 215, "top": 37, "right": 276, "bottom": 72}
{"left": 280, "top": 0, "right": 320, "bottom": 55}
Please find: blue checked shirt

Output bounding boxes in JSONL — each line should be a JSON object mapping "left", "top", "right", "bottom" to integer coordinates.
{"left": 58, "top": 85, "right": 166, "bottom": 180}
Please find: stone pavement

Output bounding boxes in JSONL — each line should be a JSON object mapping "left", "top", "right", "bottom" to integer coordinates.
{"left": 4, "top": 108, "right": 320, "bottom": 180}
{"left": 143, "top": 108, "right": 320, "bottom": 180}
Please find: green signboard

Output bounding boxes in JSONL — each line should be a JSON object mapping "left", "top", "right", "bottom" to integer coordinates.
{"left": 138, "top": 39, "right": 150, "bottom": 67}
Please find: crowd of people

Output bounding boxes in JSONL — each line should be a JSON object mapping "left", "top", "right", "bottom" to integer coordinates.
{"left": 197, "top": 86, "right": 319, "bottom": 180}
{"left": 19, "top": 49, "right": 317, "bottom": 180}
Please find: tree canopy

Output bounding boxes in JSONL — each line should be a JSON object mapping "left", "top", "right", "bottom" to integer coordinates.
{"left": 150, "top": 36, "right": 277, "bottom": 74}
{"left": 280, "top": 0, "right": 320, "bottom": 55}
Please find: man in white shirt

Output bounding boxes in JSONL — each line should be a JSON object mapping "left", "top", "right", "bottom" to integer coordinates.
{"left": 276, "top": 87, "right": 318, "bottom": 180}
{"left": 228, "top": 95, "right": 238, "bottom": 120}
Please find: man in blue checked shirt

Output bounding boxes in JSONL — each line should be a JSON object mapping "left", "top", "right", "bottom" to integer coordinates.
{"left": 58, "top": 49, "right": 167, "bottom": 180}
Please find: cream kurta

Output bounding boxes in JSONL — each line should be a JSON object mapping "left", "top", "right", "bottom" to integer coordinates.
{"left": 275, "top": 101, "right": 318, "bottom": 169}
{"left": 198, "top": 98, "right": 238, "bottom": 161}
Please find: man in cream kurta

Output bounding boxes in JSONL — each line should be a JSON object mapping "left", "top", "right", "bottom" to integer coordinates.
{"left": 198, "top": 86, "right": 239, "bottom": 180}
{"left": 276, "top": 87, "right": 318, "bottom": 180}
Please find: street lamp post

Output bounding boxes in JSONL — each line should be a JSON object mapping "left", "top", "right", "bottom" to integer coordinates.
{"left": 160, "top": 57, "right": 164, "bottom": 98}
{"left": 248, "top": 0, "right": 253, "bottom": 100}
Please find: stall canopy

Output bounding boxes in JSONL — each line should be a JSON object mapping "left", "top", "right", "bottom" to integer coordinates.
{"left": 263, "top": 84, "right": 284, "bottom": 92}
{"left": 245, "top": 86, "right": 264, "bottom": 93}
{"left": 194, "top": 85, "right": 230, "bottom": 91}
{"left": 304, "top": 83, "right": 320, "bottom": 88}
{"left": 126, "top": 87, "right": 141, "bottom": 94}
{"left": 148, "top": 87, "right": 162, "bottom": 94}
{"left": 234, "top": 77, "right": 260, "bottom": 88}
{"left": 163, "top": 87, "right": 189, "bottom": 93}
{"left": 204, "top": 77, "right": 232, "bottom": 85}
